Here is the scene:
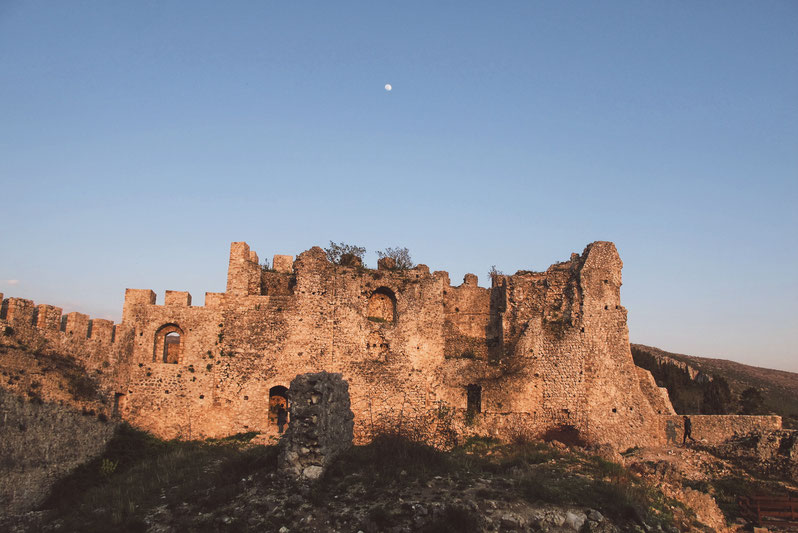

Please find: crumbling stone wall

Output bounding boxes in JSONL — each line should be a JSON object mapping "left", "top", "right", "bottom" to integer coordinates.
{"left": 0, "top": 241, "right": 783, "bottom": 450}
{"left": 110, "top": 241, "right": 677, "bottom": 448}
{"left": 0, "top": 294, "right": 133, "bottom": 376}
{"left": 278, "top": 372, "right": 354, "bottom": 480}
{"left": 635, "top": 367, "right": 677, "bottom": 416}
{"left": 0, "top": 388, "right": 116, "bottom": 514}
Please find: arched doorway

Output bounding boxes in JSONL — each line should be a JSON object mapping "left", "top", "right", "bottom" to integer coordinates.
{"left": 269, "top": 385, "right": 289, "bottom": 427}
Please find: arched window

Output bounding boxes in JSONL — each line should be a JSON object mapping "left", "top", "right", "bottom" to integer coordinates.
{"left": 466, "top": 384, "right": 482, "bottom": 415}
{"left": 153, "top": 324, "right": 184, "bottom": 364}
{"left": 269, "top": 385, "right": 289, "bottom": 426}
{"left": 367, "top": 287, "right": 397, "bottom": 323}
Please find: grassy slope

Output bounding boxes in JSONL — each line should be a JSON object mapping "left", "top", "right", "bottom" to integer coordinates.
{"left": 16, "top": 427, "right": 708, "bottom": 533}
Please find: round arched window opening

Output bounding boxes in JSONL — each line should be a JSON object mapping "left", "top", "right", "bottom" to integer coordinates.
{"left": 153, "top": 324, "right": 184, "bottom": 364}
{"left": 367, "top": 287, "right": 397, "bottom": 324}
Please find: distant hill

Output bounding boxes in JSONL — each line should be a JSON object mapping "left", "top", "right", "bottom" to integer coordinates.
{"left": 631, "top": 343, "right": 798, "bottom": 429}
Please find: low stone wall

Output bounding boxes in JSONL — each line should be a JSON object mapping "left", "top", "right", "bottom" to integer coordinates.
{"left": 278, "top": 372, "right": 354, "bottom": 480}
{"left": 0, "top": 388, "right": 117, "bottom": 515}
{"left": 661, "top": 415, "right": 782, "bottom": 445}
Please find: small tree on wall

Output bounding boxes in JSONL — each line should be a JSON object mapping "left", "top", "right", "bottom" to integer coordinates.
{"left": 324, "top": 241, "right": 366, "bottom": 265}
{"left": 377, "top": 247, "right": 414, "bottom": 270}
{"left": 488, "top": 265, "right": 504, "bottom": 281}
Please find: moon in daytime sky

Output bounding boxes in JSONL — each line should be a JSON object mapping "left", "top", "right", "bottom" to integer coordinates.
{"left": 384, "top": 84, "right": 392, "bottom": 91}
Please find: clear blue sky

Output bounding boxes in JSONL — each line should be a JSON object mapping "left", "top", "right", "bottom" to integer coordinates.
{"left": 1, "top": 2, "right": 796, "bottom": 371}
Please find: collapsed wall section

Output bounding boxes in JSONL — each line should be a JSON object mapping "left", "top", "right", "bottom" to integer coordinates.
{"left": 576, "top": 242, "right": 664, "bottom": 448}
{"left": 278, "top": 372, "right": 354, "bottom": 480}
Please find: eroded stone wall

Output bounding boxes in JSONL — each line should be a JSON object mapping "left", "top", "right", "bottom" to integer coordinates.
{"left": 0, "top": 241, "right": 783, "bottom": 450}
{"left": 278, "top": 372, "right": 354, "bottom": 480}
{"left": 0, "top": 388, "right": 116, "bottom": 514}
{"left": 114, "top": 241, "right": 674, "bottom": 448}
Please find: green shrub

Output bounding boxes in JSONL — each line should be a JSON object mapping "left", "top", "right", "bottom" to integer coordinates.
{"left": 100, "top": 458, "right": 118, "bottom": 477}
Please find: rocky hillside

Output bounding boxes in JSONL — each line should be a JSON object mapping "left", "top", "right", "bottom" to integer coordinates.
{"left": 632, "top": 344, "right": 798, "bottom": 428}
{"left": 0, "top": 426, "right": 737, "bottom": 533}
{"left": 3, "top": 422, "right": 797, "bottom": 533}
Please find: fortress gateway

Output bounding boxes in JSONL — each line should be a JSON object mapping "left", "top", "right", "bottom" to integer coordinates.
{"left": 1, "top": 242, "right": 779, "bottom": 450}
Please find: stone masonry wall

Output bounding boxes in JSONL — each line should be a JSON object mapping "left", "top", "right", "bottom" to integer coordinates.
{"left": 635, "top": 367, "right": 676, "bottom": 416}
{"left": 115, "top": 241, "right": 669, "bottom": 448}
{"left": 278, "top": 372, "right": 354, "bottom": 480}
{"left": 661, "top": 415, "right": 783, "bottom": 446}
{"left": 0, "top": 388, "right": 117, "bottom": 514}
{"left": 1, "top": 241, "right": 783, "bottom": 450}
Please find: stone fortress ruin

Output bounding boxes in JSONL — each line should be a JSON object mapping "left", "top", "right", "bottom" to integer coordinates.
{"left": 0, "top": 242, "right": 781, "bottom": 450}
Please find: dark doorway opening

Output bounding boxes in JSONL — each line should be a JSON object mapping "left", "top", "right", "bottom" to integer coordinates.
{"left": 542, "top": 425, "right": 586, "bottom": 447}
{"left": 269, "top": 385, "right": 289, "bottom": 427}
{"left": 466, "top": 384, "right": 482, "bottom": 415}
{"left": 113, "top": 393, "right": 125, "bottom": 419}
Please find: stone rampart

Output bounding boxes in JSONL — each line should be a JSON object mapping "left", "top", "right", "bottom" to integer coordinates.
{"left": 0, "top": 296, "right": 133, "bottom": 374}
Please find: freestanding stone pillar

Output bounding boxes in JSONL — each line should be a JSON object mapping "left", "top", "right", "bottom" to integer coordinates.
{"left": 278, "top": 372, "right": 354, "bottom": 480}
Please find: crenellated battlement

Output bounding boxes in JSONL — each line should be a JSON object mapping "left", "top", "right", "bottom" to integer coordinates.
{"left": 0, "top": 296, "right": 125, "bottom": 343}
{"left": 0, "top": 295, "right": 133, "bottom": 374}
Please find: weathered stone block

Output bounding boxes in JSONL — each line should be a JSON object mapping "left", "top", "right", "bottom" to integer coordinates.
{"left": 227, "top": 242, "right": 260, "bottom": 296}
{"left": 273, "top": 254, "right": 294, "bottom": 273}
{"left": 36, "top": 304, "right": 62, "bottom": 331}
{"left": 278, "top": 372, "right": 354, "bottom": 480}
{"left": 90, "top": 319, "right": 114, "bottom": 343}
{"left": 204, "top": 292, "right": 224, "bottom": 308}
{"left": 6, "top": 298, "right": 35, "bottom": 328}
{"left": 124, "top": 288, "right": 156, "bottom": 306}
{"left": 164, "top": 290, "right": 192, "bottom": 307}
{"left": 64, "top": 312, "right": 89, "bottom": 337}
{"left": 378, "top": 256, "right": 396, "bottom": 270}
